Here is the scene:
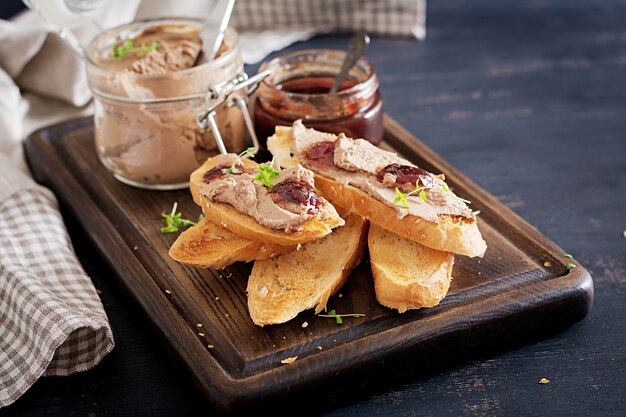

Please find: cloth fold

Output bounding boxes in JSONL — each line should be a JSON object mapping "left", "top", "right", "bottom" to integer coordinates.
{"left": 0, "top": 155, "right": 114, "bottom": 407}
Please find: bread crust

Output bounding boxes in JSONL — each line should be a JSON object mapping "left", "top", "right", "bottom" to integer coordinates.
{"left": 189, "top": 155, "right": 344, "bottom": 246}
{"left": 368, "top": 224, "right": 454, "bottom": 312}
{"left": 169, "top": 219, "right": 294, "bottom": 269}
{"left": 247, "top": 213, "right": 368, "bottom": 326}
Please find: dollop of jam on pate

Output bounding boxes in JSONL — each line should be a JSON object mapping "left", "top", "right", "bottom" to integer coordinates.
{"left": 271, "top": 180, "right": 321, "bottom": 213}
{"left": 305, "top": 141, "right": 335, "bottom": 168}
{"left": 376, "top": 163, "right": 434, "bottom": 189}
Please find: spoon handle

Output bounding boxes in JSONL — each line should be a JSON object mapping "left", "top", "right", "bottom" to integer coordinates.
{"left": 330, "top": 32, "right": 371, "bottom": 94}
{"left": 201, "top": 0, "right": 236, "bottom": 61}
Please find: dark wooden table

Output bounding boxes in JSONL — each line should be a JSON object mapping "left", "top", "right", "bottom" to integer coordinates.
{"left": 4, "top": 0, "right": 626, "bottom": 416}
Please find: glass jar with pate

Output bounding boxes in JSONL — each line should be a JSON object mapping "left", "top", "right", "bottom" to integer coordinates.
{"left": 253, "top": 49, "right": 384, "bottom": 146}
{"left": 85, "top": 18, "right": 247, "bottom": 190}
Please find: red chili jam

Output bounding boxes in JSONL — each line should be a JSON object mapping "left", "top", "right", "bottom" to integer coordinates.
{"left": 254, "top": 50, "right": 384, "bottom": 146}
{"left": 271, "top": 180, "right": 320, "bottom": 213}
{"left": 304, "top": 141, "right": 336, "bottom": 168}
{"left": 376, "top": 164, "right": 433, "bottom": 187}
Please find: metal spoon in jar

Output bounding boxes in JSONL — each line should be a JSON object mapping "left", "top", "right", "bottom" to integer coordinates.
{"left": 200, "top": 0, "right": 236, "bottom": 61}
{"left": 329, "top": 31, "right": 371, "bottom": 94}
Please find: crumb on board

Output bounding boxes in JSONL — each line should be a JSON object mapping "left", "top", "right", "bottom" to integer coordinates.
{"left": 539, "top": 378, "right": 550, "bottom": 384}
{"left": 96, "top": 289, "right": 102, "bottom": 295}
{"left": 297, "top": 243, "right": 302, "bottom": 250}
{"left": 215, "top": 297, "right": 219, "bottom": 300}
{"left": 196, "top": 323, "right": 203, "bottom": 328}
{"left": 543, "top": 261, "right": 552, "bottom": 268}
{"left": 338, "top": 293, "right": 343, "bottom": 298}
{"left": 133, "top": 246, "right": 138, "bottom": 250}
{"left": 207, "top": 344, "right": 214, "bottom": 349}
{"left": 198, "top": 332, "right": 205, "bottom": 337}
{"left": 317, "top": 346, "right": 323, "bottom": 350}
{"left": 281, "top": 356, "right": 298, "bottom": 364}
{"left": 302, "top": 321, "right": 309, "bottom": 328}
{"left": 164, "top": 289, "right": 172, "bottom": 295}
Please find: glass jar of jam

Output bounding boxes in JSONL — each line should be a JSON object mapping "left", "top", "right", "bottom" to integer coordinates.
{"left": 85, "top": 18, "right": 247, "bottom": 190}
{"left": 253, "top": 49, "right": 384, "bottom": 146}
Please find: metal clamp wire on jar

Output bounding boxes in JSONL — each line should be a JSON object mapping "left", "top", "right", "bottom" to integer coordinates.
{"left": 196, "top": 69, "right": 272, "bottom": 157}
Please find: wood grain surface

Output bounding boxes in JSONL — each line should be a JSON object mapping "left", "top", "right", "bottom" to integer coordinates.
{"left": 5, "top": 1, "right": 625, "bottom": 416}
{"left": 22, "top": 113, "right": 591, "bottom": 413}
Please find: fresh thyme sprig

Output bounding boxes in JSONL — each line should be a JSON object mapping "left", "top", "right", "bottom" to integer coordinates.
{"left": 113, "top": 39, "right": 159, "bottom": 59}
{"left": 393, "top": 181, "right": 430, "bottom": 209}
{"left": 393, "top": 187, "right": 409, "bottom": 208}
{"left": 160, "top": 202, "right": 202, "bottom": 233}
{"left": 317, "top": 309, "right": 365, "bottom": 324}
{"left": 224, "top": 147, "right": 255, "bottom": 174}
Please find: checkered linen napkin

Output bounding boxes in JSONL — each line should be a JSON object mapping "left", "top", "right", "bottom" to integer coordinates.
{"left": 0, "top": 155, "right": 114, "bottom": 407}
{"left": 231, "top": 0, "right": 426, "bottom": 38}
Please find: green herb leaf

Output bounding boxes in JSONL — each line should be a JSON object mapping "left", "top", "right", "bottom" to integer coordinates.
{"left": 254, "top": 164, "right": 281, "bottom": 187}
{"left": 564, "top": 253, "right": 573, "bottom": 259}
{"left": 113, "top": 39, "right": 159, "bottom": 59}
{"left": 112, "top": 39, "right": 132, "bottom": 58}
{"left": 160, "top": 202, "right": 199, "bottom": 233}
{"left": 317, "top": 309, "right": 365, "bottom": 325}
{"left": 238, "top": 147, "right": 255, "bottom": 159}
{"left": 419, "top": 189, "right": 428, "bottom": 202}
{"left": 566, "top": 263, "right": 576, "bottom": 270}
{"left": 198, "top": 213, "right": 205, "bottom": 222}
{"left": 393, "top": 187, "right": 409, "bottom": 208}
{"left": 224, "top": 147, "right": 256, "bottom": 174}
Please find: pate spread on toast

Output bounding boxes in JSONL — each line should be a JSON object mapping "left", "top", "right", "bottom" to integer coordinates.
{"left": 195, "top": 153, "right": 343, "bottom": 233}
{"left": 268, "top": 121, "right": 487, "bottom": 257}
{"left": 290, "top": 120, "right": 474, "bottom": 223}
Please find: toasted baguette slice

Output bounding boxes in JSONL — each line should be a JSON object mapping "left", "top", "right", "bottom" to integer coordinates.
{"left": 368, "top": 224, "right": 454, "bottom": 312}
{"left": 189, "top": 155, "right": 344, "bottom": 246}
{"left": 247, "top": 213, "right": 369, "bottom": 326}
{"left": 169, "top": 218, "right": 294, "bottom": 269}
{"left": 267, "top": 125, "right": 486, "bottom": 257}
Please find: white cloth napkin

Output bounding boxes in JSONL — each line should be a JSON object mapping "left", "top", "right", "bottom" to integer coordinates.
{"left": 0, "top": 0, "right": 425, "bottom": 408}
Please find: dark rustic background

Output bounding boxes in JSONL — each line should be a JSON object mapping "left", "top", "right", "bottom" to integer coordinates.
{"left": 3, "top": 0, "right": 626, "bottom": 416}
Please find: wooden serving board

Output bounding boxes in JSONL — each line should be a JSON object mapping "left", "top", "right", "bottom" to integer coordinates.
{"left": 24, "top": 116, "right": 593, "bottom": 414}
